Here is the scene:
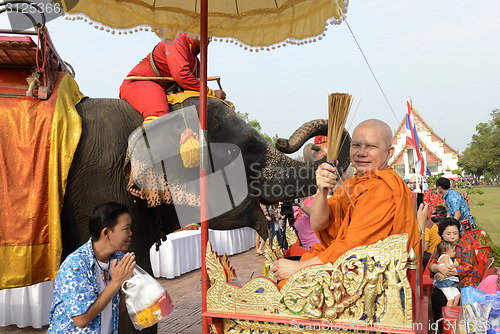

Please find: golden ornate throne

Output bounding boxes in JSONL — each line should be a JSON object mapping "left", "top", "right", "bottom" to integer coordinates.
{"left": 204, "top": 231, "right": 427, "bottom": 334}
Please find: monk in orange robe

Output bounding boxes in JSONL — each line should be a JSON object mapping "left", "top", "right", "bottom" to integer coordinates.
{"left": 271, "top": 119, "right": 420, "bottom": 282}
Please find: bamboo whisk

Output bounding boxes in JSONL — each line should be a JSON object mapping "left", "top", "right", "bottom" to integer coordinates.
{"left": 327, "top": 93, "right": 353, "bottom": 164}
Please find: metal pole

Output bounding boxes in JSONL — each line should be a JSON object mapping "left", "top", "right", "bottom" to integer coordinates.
{"left": 200, "top": 0, "right": 209, "bottom": 333}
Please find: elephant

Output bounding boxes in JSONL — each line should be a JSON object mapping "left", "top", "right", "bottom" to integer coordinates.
{"left": 60, "top": 96, "right": 350, "bottom": 332}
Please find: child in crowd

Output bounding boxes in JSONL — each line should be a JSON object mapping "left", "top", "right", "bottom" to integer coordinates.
{"left": 434, "top": 240, "right": 461, "bottom": 306}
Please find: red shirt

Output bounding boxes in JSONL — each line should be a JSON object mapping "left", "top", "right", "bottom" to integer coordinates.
{"left": 125, "top": 33, "right": 212, "bottom": 94}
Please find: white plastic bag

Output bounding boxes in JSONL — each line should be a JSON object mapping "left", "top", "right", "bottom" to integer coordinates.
{"left": 122, "top": 265, "right": 175, "bottom": 330}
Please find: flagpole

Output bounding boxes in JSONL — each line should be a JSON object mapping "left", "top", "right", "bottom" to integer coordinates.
{"left": 200, "top": 1, "right": 209, "bottom": 333}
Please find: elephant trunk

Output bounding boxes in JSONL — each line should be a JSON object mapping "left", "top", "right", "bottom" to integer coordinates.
{"left": 275, "top": 119, "right": 328, "bottom": 154}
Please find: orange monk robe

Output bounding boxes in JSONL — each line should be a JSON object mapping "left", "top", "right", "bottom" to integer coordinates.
{"left": 301, "top": 168, "right": 420, "bottom": 264}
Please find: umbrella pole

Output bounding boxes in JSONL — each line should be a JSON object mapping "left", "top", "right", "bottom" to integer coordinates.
{"left": 200, "top": 0, "right": 209, "bottom": 333}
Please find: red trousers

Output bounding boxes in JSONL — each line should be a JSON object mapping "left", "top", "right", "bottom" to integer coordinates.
{"left": 120, "top": 79, "right": 170, "bottom": 120}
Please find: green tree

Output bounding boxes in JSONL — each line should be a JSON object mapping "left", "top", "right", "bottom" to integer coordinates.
{"left": 426, "top": 172, "right": 444, "bottom": 188}
{"left": 237, "top": 111, "right": 278, "bottom": 144}
{"left": 459, "top": 109, "right": 500, "bottom": 181}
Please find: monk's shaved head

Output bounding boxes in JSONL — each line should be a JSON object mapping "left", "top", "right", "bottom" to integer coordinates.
{"left": 354, "top": 119, "right": 393, "bottom": 149}
{"left": 350, "top": 119, "right": 395, "bottom": 174}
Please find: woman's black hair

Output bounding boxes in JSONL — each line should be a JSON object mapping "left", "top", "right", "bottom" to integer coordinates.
{"left": 438, "top": 217, "right": 461, "bottom": 238}
{"left": 88, "top": 202, "right": 129, "bottom": 241}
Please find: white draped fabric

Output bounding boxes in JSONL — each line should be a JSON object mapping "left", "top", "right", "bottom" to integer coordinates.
{"left": 150, "top": 227, "right": 256, "bottom": 279}
{"left": 0, "top": 227, "right": 256, "bottom": 327}
{"left": 0, "top": 281, "right": 53, "bottom": 328}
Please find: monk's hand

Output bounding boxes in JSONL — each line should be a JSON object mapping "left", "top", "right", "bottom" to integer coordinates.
{"left": 271, "top": 258, "right": 303, "bottom": 281}
{"left": 110, "top": 252, "right": 136, "bottom": 288}
{"left": 315, "top": 162, "right": 338, "bottom": 195}
{"left": 416, "top": 202, "right": 429, "bottom": 232}
{"left": 215, "top": 90, "right": 226, "bottom": 100}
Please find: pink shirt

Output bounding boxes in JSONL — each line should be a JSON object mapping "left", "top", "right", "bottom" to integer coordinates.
{"left": 293, "top": 198, "right": 320, "bottom": 248}
{"left": 477, "top": 275, "right": 500, "bottom": 294}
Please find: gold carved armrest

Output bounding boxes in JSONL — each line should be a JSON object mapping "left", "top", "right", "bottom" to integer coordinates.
{"left": 206, "top": 233, "right": 413, "bottom": 329}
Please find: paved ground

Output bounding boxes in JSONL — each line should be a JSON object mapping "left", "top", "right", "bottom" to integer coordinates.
{"left": 0, "top": 247, "right": 264, "bottom": 334}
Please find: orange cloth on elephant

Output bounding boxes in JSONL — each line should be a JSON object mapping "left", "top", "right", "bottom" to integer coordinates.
{"left": 0, "top": 73, "right": 84, "bottom": 289}
{"left": 301, "top": 168, "right": 419, "bottom": 265}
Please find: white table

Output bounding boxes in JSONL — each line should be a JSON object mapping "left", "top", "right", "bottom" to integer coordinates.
{"left": 0, "top": 227, "right": 256, "bottom": 327}
{"left": 150, "top": 229, "right": 203, "bottom": 279}
{"left": 150, "top": 227, "right": 256, "bottom": 279}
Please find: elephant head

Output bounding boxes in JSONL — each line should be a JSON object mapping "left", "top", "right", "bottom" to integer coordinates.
{"left": 61, "top": 96, "right": 350, "bottom": 265}
{"left": 167, "top": 99, "right": 351, "bottom": 239}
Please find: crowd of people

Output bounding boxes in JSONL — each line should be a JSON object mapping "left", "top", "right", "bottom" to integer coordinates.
{"left": 255, "top": 197, "right": 321, "bottom": 256}
{"left": 402, "top": 175, "right": 498, "bottom": 327}
{"left": 415, "top": 176, "right": 499, "bottom": 328}
{"left": 48, "top": 37, "right": 494, "bottom": 329}
{"left": 45, "top": 115, "right": 498, "bottom": 332}
{"left": 258, "top": 125, "right": 494, "bottom": 327}
{"left": 428, "top": 216, "right": 482, "bottom": 321}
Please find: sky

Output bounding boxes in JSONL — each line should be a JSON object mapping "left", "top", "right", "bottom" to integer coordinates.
{"left": 4, "top": 0, "right": 500, "bottom": 155}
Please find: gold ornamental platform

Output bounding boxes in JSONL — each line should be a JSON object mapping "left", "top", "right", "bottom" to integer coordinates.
{"left": 205, "top": 233, "right": 425, "bottom": 334}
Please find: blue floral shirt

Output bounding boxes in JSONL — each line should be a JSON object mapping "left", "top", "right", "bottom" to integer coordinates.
{"left": 444, "top": 189, "right": 475, "bottom": 230}
{"left": 48, "top": 239, "right": 124, "bottom": 333}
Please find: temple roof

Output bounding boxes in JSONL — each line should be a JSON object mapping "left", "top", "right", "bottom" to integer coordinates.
{"left": 392, "top": 104, "right": 460, "bottom": 155}
{"left": 390, "top": 137, "right": 442, "bottom": 166}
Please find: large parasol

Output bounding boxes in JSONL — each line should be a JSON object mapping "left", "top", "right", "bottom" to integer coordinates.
{"left": 62, "top": 1, "right": 348, "bottom": 48}
{"left": 59, "top": 1, "right": 350, "bottom": 332}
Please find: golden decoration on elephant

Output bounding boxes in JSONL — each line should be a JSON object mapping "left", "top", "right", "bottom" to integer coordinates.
{"left": 206, "top": 234, "right": 413, "bottom": 328}
{"left": 179, "top": 127, "right": 200, "bottom": 168}
{"left": 179, "top": 104, "right": 202, "bottom": 168}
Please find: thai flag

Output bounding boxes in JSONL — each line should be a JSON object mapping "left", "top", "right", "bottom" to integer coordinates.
{"left": 406, "top": 98, "right": 431, "bottom": 177}
{"left": 405, "top": 103, "right": 416, "bottom": 148}
{"left": 415, "top": 159, "right": 431, "bottom": 177}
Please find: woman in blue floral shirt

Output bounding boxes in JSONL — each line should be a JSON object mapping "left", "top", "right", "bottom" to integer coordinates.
{"left": 48, "top": 202, "right": 136, "bottom": 333}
